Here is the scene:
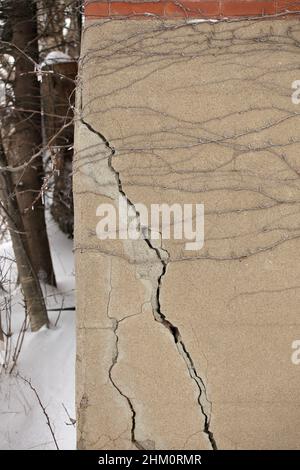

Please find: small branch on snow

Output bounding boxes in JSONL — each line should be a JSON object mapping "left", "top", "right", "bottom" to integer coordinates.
{"left": 62, "top": 402, "right": 76, "bottom": 427}
{"left": 17, "top": 373, "right": 60, "bottom": 450}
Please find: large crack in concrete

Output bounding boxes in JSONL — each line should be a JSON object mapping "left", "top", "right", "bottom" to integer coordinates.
{"left": 106, "top": 261, "right": 145, "bottom": 450}
{"left": 81, "top": 117, "right": 218, "bottom": 450}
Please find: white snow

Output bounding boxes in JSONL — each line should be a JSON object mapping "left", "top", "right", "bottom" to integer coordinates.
{"left": 186, "top": 18, "right": 224, "bottom": 24}
{"left": 0, "top": 216, "right": 76, "bottom": 450}
{"left": 41, "top": 51, "right": 73, "bottom": 68}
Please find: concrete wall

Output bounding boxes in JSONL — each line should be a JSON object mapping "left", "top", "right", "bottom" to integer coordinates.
{"left": 75, "top": 7, "right": 300, "bottom": 449}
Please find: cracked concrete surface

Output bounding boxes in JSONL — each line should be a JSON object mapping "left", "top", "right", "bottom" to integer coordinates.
{"left": 75, "top": 18, "right": 300, "bottom": 449}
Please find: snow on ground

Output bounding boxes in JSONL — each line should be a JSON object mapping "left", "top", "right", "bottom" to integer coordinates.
{"left": 0, "top": 216, "right": 76, "bottom": 450}
{"left": 40, "top": 51, "right": 73, "bottom": 68}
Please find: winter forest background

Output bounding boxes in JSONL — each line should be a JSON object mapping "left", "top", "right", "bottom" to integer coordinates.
{"left": 0, "top": 0, "right": 82, "bottom": 449}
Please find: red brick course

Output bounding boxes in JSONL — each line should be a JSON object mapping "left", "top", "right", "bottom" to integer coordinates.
{"left": 85, "top": 0, "right": 300, "bottom": 19}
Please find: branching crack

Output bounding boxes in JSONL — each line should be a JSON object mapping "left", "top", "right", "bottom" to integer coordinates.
{"left": 107, "top": 313, "right": 145, "bottom": 450}
{"left": 105, "top": 247, "right": 146, "bottom": 450}
{"left": 81, "top": 117, "right": 218, "bottom": 450}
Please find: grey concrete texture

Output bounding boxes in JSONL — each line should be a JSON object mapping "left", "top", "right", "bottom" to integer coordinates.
{"left": 74, "top": 18, "right": 300, "bottom": 449}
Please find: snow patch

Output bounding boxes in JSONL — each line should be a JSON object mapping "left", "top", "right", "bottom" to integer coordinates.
{"left": 0, "top": 215, "right": 75, "bottom": 450}
{"left": 41, "top": 51, "right": 73, "bottom": 68}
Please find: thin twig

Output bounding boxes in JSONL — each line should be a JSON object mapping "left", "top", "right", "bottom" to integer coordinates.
{"left": 0, "top": 120, "right": 74, "bottom": 174}
{"left": 17, "top": 373, "right": 60, "bottom": 450}
{"left": 54, "top": 297, "right": 64, "bottom": 327}
{"left": 62, "top": 402, "right": 76, "bottom": 427}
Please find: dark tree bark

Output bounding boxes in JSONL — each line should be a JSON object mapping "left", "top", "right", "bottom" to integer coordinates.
{"left": 42, "top": 61, "right": 77, "bottom": 237}
{"left": 3, "top": 0, "right": 56, "bottom": 286}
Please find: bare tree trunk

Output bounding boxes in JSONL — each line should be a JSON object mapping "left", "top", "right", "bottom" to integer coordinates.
{"left": 0, "top": 141, "right": 49, "bottom": 332}
{"left": 42, "top": 61, "right": 77, "bottom": 237}
{"left": 37, "top": 1, "right": 80, "bottom": 238}
{"left": 3, "top": 0, "right": 56, "bottom": 286}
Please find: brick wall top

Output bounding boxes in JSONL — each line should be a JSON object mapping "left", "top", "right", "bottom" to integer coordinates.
{"left": 85, "top": 1, "right": 300, "bottom": 19}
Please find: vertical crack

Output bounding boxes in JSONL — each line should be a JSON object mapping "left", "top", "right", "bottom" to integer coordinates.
{"left": 106, "top": 259, "right": 145, "bottom": 450}
{"left": 81, "top": 118, "right": 218, "bottom": 450}
{"left": 82, "top": 118, "right": 144, "bottom": 449}
{"left": 146, "top": 240, "right": 218, "bottom": 451}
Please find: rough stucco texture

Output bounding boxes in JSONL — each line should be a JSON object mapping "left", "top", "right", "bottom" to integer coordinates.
{"left": 74, "top": 18, "right": 300, "bottom": 450}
